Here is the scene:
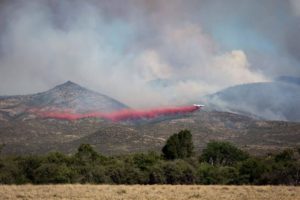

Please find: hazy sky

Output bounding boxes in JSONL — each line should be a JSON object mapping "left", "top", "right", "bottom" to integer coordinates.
{"left": 0, "top": 0, "right": 299, "bottom": 107}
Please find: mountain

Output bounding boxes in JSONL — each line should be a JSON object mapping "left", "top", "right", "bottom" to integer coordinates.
{"left": 0, "top": 81, "right": 300, "bottom": 156}
{"left": 275, "top": 76, "right": 300, "bottom": 86}
{"left": 206, "top": 81, "right": 300, "bottom": 121}
{"left": 0, "top": 81, "right": 128, "bottom": 121}
{"left": 1, "top": 110, "right": 300, "bottom": 156}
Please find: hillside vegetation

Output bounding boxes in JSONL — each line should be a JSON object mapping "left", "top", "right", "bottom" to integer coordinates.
{"left": 2, "top": 111, "right": 300, "bottom": 155}
{"left": 1, "top": 130, "right": 299, "bottom": 185}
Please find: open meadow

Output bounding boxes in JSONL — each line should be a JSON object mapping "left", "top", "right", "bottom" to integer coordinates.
{"left": 0, "top": 185, "right": 299, "bottom": 200}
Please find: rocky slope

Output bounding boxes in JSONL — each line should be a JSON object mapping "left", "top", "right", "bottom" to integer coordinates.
{"left": 0, "top": 81, "right": 128, "bottom": 121}
{"left": 1, "top": 110, "right": 300, "bottom": 156}
{"left": 206, "top": 81, "right": 300, "bottom": 121}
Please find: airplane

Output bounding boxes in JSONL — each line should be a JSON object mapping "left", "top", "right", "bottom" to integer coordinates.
{"left": 193, "top": 104, "right": 205, "bottom": 108}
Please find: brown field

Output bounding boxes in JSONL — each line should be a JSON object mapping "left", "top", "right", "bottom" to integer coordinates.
{"left": 0, "top": 185, "right": 299, "bottom": 200}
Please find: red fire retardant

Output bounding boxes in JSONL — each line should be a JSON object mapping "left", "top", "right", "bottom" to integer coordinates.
{"left": 28, "top": 105, "right": 201, "bottom": 121}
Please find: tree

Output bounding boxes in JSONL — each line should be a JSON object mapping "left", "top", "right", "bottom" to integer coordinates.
{"left": 162, "top": 130, "right": 194, "bottom": 160}
{"left": 200, "top": 141, "right": 248, "bottom": 166}
{"left": 75, "top": 144, "right": 100, "bottom": 164}
{"left": 238, "top": 158, "right": 269, "bottom": 184}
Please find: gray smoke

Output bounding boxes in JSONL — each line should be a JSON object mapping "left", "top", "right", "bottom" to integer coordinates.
{"left": 0, "top": 0, "right": 299, "bottom": 108}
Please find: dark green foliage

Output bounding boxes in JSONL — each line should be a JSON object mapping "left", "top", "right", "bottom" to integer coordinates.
{"left": 19, "top": 155, "right": 42, "bottom": 183}
{"left": 275, "top": 149, "right": 295, "bottom": 162}
{"left": 104, "top": 160, "right": 146, "bottom": 184}
{"left": 196, "top": 163, "right": 239, "bottom": 185}
{"left": 74, "top": 164, "right": 108, "bottom": 183}
{"left": 132, "top": 152, "right": 161, "bottom": 171}
{"left": 262, "top": 149, "right": 300, "bottom": 185}
{"left": 200, "top": 141, "right": 249, "bottom": 166}
{"left": 75, "top": 144, "right": 100, "bottom": 163}
{"left": 148, "top": 164, "right": 166, "bottom": 184}
{"left": 162, "top": 134, "right": 179, "bottom": 160}
{"left": 33, "top": 163, "right": 73, "bottom": 184}
{"left": 238, "top": 158, "right": 269, "bottom": 184}
{"left": 162, "top": 160, "right": 196, "bottom": 184}
{"left": 105, "top": 161, "right": 126, "bottom": 184}
{"left": 162, "top": 130, "right": 194, "bottom": 160}
{"left": 196, "top": 163, "right": 219, "bottom": 184}
{"left": 0, "top": 157, "right": 27, "bottom": 184}
{"left": 0, "top": 131, "right": 299, "bottom": 185}
{"left": 218, "top": 166, "right": 239, "bottom": 184}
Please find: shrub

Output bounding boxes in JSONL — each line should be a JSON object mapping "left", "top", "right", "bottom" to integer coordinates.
{"left": 200, "top": 141, "right": 248, "bottom": 166}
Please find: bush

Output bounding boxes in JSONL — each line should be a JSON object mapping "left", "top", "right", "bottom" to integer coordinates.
{"left": 218, "top": 166, "right": 239, "bottom": 184}
{"left": 148, "top": 164, "right": 166, "bottom": 184}
{"left": 200, "top": 141, "right": 248, "bottom": 166}
{"left": 196, "top": 162, "right": 219, "bottom": 184}
{"left": 0, "top": 158, "right": 27, "bottom": 184}
{"left": 162, "top": 160, "right": 196, "bottom": 184}
{"left": 33, "top": 163, "right": 73, "bottom": 184}
{"left": 19, "top": 155, "right": 42, "bottom": 182}
{"left": 238, "top": 158, "right": 269, "bottom": 184}
{"left": 132, "top": 152, "right": 161, "bottom": 171}
{"left": 73, "top": 164, "right": 108, "bottom": 183}
{"left": 275, "top": 149, "right": 295, "bottom": 163}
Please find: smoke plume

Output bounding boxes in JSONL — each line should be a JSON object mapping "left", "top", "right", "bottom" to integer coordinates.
{"left": 0, "top": 0, "right": 299, "bottom": 109}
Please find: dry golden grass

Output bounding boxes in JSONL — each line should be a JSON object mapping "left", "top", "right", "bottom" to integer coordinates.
{"left": 0, "top": 185, "right": 299, "bottom": 200}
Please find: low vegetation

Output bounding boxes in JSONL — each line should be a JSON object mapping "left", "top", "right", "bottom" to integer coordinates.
{"left": 0, "top": 130, "right": 299, "bottom": 185}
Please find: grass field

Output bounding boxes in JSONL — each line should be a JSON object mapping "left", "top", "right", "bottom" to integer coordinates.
{"left": 0, "top": 185, "right": 299, "bottom": 200}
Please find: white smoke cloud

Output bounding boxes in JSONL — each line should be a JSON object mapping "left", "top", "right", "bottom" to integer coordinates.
{"left": 0, "top": 0, "right": 268, "bottom": 108}
{"left": 134, "top": 50, "right": 172, "bottom": 81}
{"left": 133, "top": 25, "right": 267, "bottom": 106}
{"left": 210, "top": 50, "right": 267, "bottom": 86}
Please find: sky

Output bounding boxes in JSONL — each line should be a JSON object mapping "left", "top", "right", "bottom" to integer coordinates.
{"left": 0, "top": 0, "right": 299, "bottom": 107}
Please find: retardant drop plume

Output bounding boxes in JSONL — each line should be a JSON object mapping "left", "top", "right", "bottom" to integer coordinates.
{"left": 28, "top": 105, "right": 202, "bottom": 121}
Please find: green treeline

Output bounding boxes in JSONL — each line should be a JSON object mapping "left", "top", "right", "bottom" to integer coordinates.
{"left": 0, "top": 130, "right": 299, "bottom": 185}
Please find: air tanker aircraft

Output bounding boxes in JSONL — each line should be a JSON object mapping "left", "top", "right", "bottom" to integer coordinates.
{"left": 193, "top": 104, "right": 205, "bottom": 108}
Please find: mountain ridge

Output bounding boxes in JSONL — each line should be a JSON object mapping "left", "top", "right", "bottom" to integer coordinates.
{"left": 0, "top": 81, "right": 129, "bottom": 121}
{"left": 0, "top": 81, "right": 300, "bottom": 156}
{"left": 205, "top": 81, "right": 300, "bottom": 122}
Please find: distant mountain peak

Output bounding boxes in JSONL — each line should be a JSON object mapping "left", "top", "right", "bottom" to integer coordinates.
{"left": 63, "top": 80, "right": 77, "bottom": 86}
{"left": 32, "top": 81, "right": 129, "bottom": 112}
{"left": 0, "top": 81, "right": 129, "bottom": 117}
{"left": 275, "top": 76, "right": 300, "bottom": 86}
{"left": 52, "top": 81, "right": 84, "bottom": 91}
